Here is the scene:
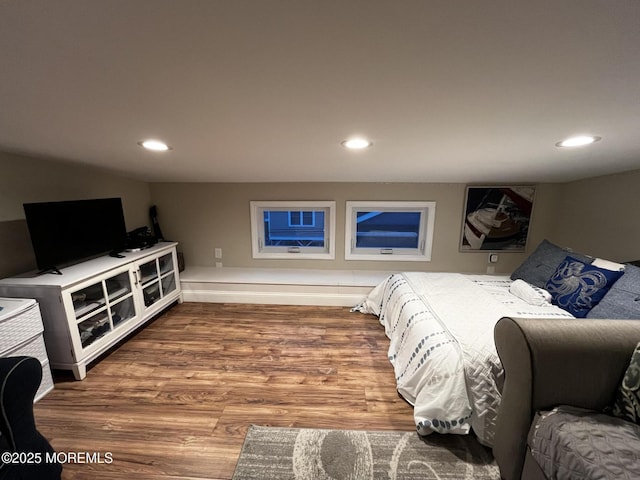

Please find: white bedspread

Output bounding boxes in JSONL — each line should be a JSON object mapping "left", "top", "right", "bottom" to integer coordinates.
{"left": 355, "top": 272, "right": 572, "bottom": 447}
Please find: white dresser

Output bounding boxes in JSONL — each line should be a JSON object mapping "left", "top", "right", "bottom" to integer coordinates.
{"left": 0, "top": 242, "right": 182, "bottom": 380}
{"left": 0, "top": 297, "right": 54, "bottom": 401}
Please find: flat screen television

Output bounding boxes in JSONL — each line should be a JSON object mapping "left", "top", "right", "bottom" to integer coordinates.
{"left": 23, "top": 198, "right": 128, "bottom": 273}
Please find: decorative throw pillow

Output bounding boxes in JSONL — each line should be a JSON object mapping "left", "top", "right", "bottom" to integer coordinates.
{"left": 510, "top": 239, "right": 593, "bottom": 289}
{"left": 509, "top": 279, "right": 552, "bottom": 306}
{"left": 592, "top": 258, "right": 625, "bottom": 272}
{"left": 611, "top": 342, "right": 640, "bottom": 425}
{"left": 587, "top": 263, "right": 640, "bottom": 319}
{"left": 545, "top": 256, "right": 624, "bottom": 318}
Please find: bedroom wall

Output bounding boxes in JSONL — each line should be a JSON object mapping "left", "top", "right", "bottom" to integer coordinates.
{"left": 8, "top": 147, "right": 631, "bottom": 280}
{"left": 0, "top": 150, "right": 152, "bottom": 278}
{"left": 149, "top": 182, "right": 562, "bottom": 274}
{"left": 551, "top": 169, "right": 640, "bottom": 262}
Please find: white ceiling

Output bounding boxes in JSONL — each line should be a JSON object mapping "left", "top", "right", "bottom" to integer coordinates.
{"left": 1, "top": 0, "right": 639, "bottom": 184}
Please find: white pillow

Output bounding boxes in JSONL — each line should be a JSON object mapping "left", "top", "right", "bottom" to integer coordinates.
{"left": 592, "top": 257, "right": 625, "bottom": 272}
{"left": 509, "top": 279, "right": 552, "bottom": 306}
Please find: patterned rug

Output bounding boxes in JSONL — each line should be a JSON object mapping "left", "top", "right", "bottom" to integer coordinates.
{"left": 232, "top": 425, "right": 500, "bottom": 480}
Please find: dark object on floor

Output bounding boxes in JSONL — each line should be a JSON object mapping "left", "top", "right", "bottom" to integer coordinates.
{"left": 0, "top": 356, "right": 62, "bottom": 480}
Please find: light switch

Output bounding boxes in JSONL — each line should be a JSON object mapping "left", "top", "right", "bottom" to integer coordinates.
{"left": 488, "top": 253, "right": 499, "bottom": 263}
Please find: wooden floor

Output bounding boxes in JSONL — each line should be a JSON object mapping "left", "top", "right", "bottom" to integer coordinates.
{"left": 34, "top": 302, "right": 416, "bottom": 480}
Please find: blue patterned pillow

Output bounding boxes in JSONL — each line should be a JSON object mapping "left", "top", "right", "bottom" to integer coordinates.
{"left": 545, "top": 256, "right": 624, "bottom": 318}
{"left": 510, "top": 239, "right": 593, "bottom": 289}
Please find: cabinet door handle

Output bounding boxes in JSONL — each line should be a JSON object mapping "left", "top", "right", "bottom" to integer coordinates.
{"left": 133, "top": 270, "right": 139, "bottom": 286}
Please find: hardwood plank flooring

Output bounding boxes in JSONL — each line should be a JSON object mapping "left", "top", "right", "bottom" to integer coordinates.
{"left": 34, "top": 303, "right": 415, "bottom": 480}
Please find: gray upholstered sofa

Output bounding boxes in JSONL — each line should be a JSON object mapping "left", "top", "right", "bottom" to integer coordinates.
{"left": 492, "top": 317, "right": 640, "bottom": 480}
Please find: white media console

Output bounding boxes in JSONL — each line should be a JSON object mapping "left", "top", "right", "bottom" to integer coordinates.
{"left": 0, "top": 242, "right": 182, "bottom": 379}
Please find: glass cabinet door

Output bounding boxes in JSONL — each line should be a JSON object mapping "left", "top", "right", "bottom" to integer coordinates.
{"left": 161, "top": 273, "right": 176, "bottom": 296}
{"left": 159, "top": 253, "right": 176, "bottom": 297}
{"left": 111, "top": 296, "right": 135, "bottom": 328}
{"left": 142, "top": 281, "right": 161, "bottom": 307}
{"left": 71, "top": 283, "right": 105, "bottom": 318}
{"left": 105, "top": 271, "right": 135, "bottom": 328}
{"left": 72, "top": 282, "right": 109, "bottom": 348}
{"left": 137, "top": 251, "right": 177, "bottom": 310}
{"left": 78, "top": 311, "right": 110, "bottom": 348}
{"left": 158, "top": 253, "right": 174, "bottom": 276}
{"left": 70, "top": 267, "right": 136, "bottom": 350}
{"left": 139, "top": 257, "right": 162, "bottom": 307}
{"left": 139, "top": 259, "right": 159, "bottom": 285}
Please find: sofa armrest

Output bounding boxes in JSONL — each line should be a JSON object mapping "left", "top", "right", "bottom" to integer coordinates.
{"left": 492, "top": 317, "right": 640, "bottom": 480}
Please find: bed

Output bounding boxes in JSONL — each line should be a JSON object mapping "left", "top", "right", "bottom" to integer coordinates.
{"left": 354, "top": 271, "right": 573, "bottom": 447}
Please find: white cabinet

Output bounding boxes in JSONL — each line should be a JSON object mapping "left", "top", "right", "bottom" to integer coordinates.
{"left": 136, "top": 250, "right": 178, "bottom": 315}
{"left": 0, "top": 297, "right": 54, "bottom": 401}
{"left": 0, "top": 242, "right": 182, "bottom": 380}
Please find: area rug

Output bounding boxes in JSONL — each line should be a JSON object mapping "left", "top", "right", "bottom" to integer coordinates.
{"left": 232, "top": 425, "right": 500, "bottom": 480}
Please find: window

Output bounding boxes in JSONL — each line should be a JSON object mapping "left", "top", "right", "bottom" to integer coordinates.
{"left": 345, "top": 201, "right": 436, "bottom": 261}
{"left": 288, "top": 211, "right": 316, "bottom": 227}
{"left": 250, "top": 201, "right": 335, "bottom": 259}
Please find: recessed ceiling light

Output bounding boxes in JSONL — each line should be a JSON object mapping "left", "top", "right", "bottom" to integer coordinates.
{"left": 341, "top": 137, "right": 372, "bottom": 150}
{"left": 138, "top": 139, "right": 172, "bottom": 151}
{"left": 555, "top": 135, "right": 601, "bottom": 148}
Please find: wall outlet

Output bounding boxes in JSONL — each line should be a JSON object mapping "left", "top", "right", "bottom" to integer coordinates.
{"left": 488, "top": 253, "right": 499, "bottom": 263}
{"left": 486, "top": 265, "right": 496, "bottom": 274}
{"left": 215, "top": 262, "right": 223, "bottom": 268}
{"left": 215, "top": 247, "right": 222, "bottom": 259}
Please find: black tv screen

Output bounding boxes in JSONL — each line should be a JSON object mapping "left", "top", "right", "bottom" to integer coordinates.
{"left": 24, "top": 198, "right": 128, "bottom": 272}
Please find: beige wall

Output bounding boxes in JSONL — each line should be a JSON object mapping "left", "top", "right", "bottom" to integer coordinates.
{"left": 150, "top": 182, "right": 562, "bottom": 274}
{"left": 551, "top": 169, "right": 640, "bottom": 262}
{"left": 0, "top": 151, "right": 151, "bottom": 277}
{"left": 3, "top": 147, "right": 634, "bottom": 279}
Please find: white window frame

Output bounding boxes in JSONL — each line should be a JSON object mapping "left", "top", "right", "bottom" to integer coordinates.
{"left": 250, "top": 201, "right": 336, "bottom": 259}
{"left": 345, "top": 201, "right": 436, "bottom": 261}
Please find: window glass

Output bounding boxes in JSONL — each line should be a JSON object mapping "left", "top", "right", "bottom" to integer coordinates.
{"left": 355, "top": 211, "right": 420, "bottom": 249}
{"left": 250, "top": 201, "right": 335, "bottom": 259}
{"left": 265, "top": 210, "right": 325, "bottom": 246}
{"left": 345, "top": 201, "right": 436, "bottom": 261}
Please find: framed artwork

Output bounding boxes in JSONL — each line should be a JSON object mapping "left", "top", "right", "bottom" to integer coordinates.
{"left": 460, "top": 186, "right": 535, "bottom": 252}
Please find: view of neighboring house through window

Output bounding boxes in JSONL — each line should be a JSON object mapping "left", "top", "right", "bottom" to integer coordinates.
{"left": 345, "top": 201, "right": 436, "bottom": 261}
{"left": 288, "top": 211, "right": 316, "bottom": 228}
{"left": 250, "top": 201, "right": 335, "bottom": 259}
{"left": 264, "top": 210, "right": 324, "bottom": 246}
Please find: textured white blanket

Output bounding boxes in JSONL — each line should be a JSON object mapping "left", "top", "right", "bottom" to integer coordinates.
{"left": 356, "top": 272, "right": 572, "bottom": 447}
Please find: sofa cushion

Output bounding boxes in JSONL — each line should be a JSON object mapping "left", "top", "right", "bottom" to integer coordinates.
{"left": 587, "top": 264, "right": 640, "bottom": 319}
{"left": 545, "top": 256, "right": 623, "bottom": 318}
{"left": 529, "top": 405, "right": 640, "bottom": 480}
{"left": 611, "top": 342, "right": 640, "bottom": 425}
{"left": 510, "top": 239, "right": 592, "bottom": 289}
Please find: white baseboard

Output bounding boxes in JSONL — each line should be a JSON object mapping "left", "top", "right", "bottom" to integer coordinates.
{"left": 179, "top": 266, "right": 393, "bottom": 307}
{"left": 182, "top": 289, "right": 366, "bottom": 306}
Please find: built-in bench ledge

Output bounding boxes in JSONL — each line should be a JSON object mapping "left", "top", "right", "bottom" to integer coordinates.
{"left": 179, "top": 267, "right": 396, "bottom": 306}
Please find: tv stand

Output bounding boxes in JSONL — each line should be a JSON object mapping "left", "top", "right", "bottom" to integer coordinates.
{"left": 0, "top": 242, "right": 182, "bottom": 379}
{"left": 39, "top": 266, "right": 63, "bottom": 275}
